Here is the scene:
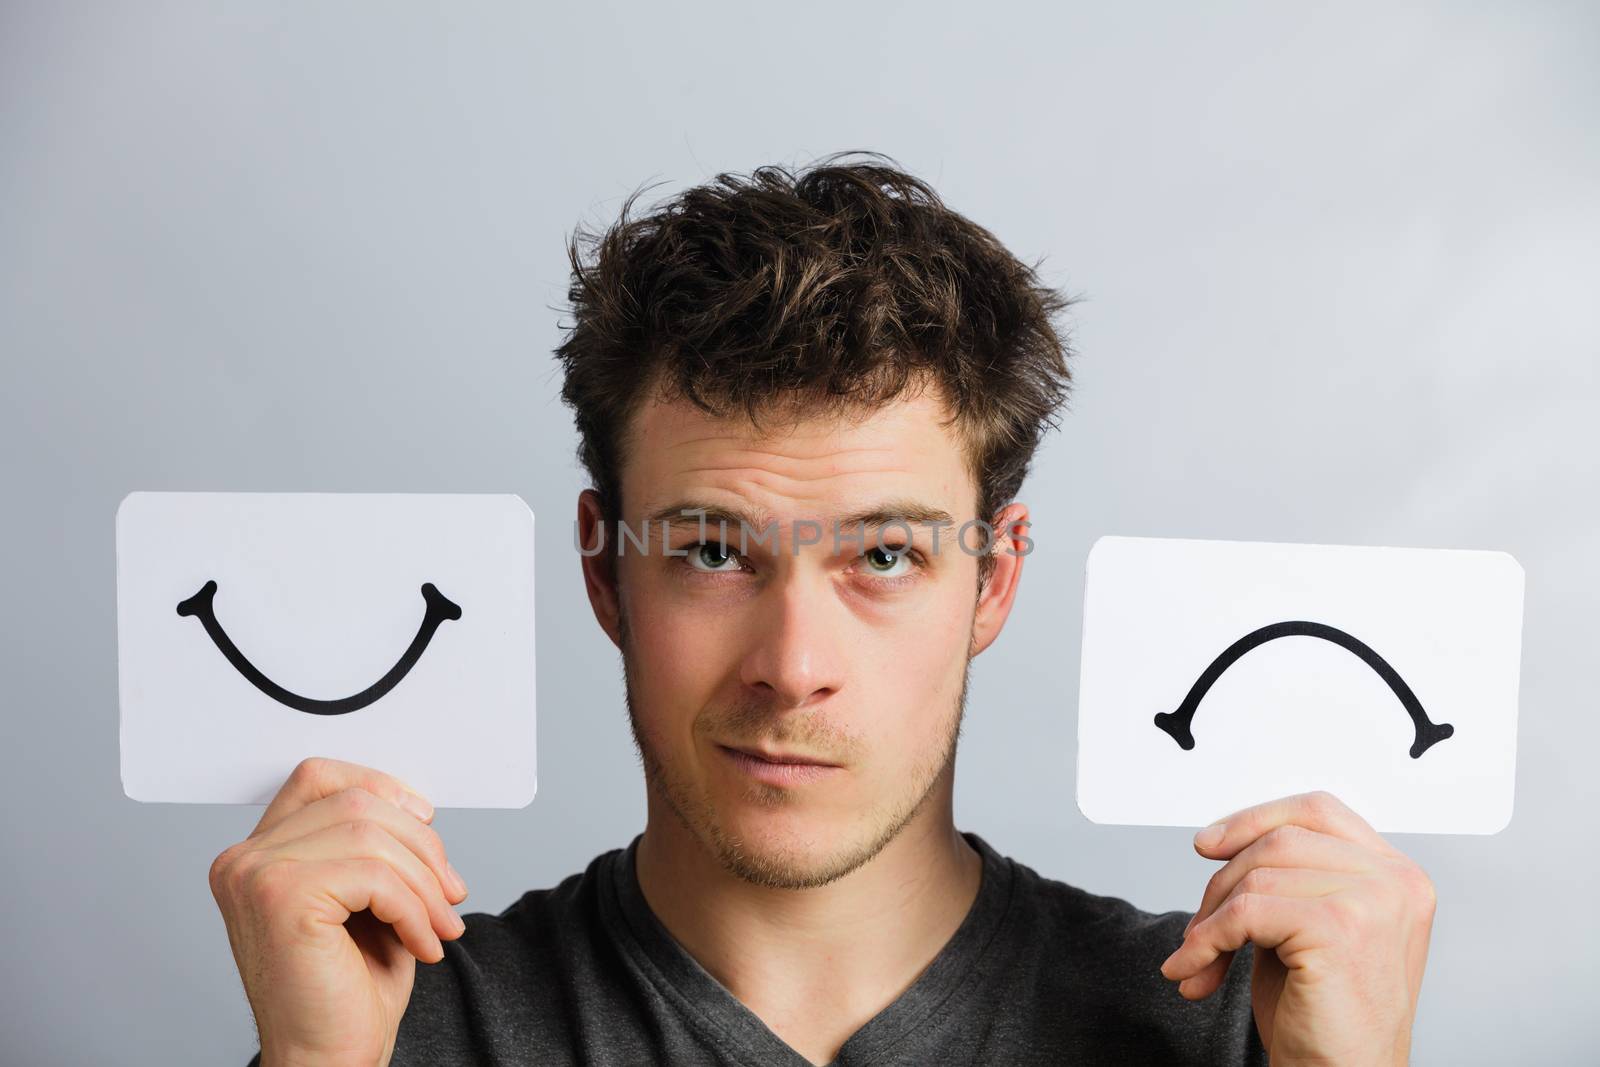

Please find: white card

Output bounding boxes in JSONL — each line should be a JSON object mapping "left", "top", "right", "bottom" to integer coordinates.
{"left": 1076, "top": 536, "right": 1523, "bottom": 834}
{"left": 116, "top": 492, "right": 537, "bottom": 807}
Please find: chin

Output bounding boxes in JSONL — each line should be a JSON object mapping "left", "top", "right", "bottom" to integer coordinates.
{"left": 710, "top": 827, "right": 859, "bottom": 890}
{"left": 700, "top": 795, "right": 903, "bottom": 891}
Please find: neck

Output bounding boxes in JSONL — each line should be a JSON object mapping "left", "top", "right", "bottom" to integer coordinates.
{"left": 632, "top": 763, "right": 983, "bottom": 1064}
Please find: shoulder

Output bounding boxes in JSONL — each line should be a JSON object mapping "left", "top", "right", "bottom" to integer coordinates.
{"left": 393, "top": 847, "right": 629, "bottom": 1066}
{"left": 965, "top": 832, "right": 1266, "bottom": 1065}
{"left": 1011, "top": 850, "right": 1194, "bottom": 948}
{"left": 433, "top": 844, "right": 623, "bottom": 980}
{"left": 975, "top": 832, "right": 1194, "bottom": 947}
{"left": 470, "top": 848, "right": 615, "bottom": 940}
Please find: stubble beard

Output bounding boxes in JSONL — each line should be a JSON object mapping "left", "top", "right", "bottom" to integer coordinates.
{"left": 618, "top": 604, "right": 973, "bottom": 891}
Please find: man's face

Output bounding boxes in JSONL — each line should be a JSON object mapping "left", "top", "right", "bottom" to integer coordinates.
{"left": 602, "top": 387, "right": 994, "bottom": 890}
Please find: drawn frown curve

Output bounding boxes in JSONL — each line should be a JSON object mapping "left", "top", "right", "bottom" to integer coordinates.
{"left": 176, "top": 579, "right": 462, "bottom": 715}
{"left": 1152, "top": 620, "right": 1454, "bottom": 759}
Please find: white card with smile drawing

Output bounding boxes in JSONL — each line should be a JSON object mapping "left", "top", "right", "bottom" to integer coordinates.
{"left": 116, "top": 492, "right": 537, "bottom": 807}
{"left": 1076, "top": 536, "right": 1524, "bottom": 835}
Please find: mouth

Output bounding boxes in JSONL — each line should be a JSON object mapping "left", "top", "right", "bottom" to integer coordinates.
{"left": 717, "top": 743, "right": 843, "bottom": 786}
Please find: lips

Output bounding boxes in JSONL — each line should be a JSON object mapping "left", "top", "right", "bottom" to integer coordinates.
{"left": 717, "top": 743, "right": 843, "bottom": 786}
{"left": 722, "top": 744, "right": 839, "bottom": 767}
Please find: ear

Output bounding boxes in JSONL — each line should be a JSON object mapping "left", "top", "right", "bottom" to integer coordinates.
{"left": 970, "top": 502, "right": 1030, "bottom": 658}
{"left": 577, "top": 489, "right": 623, "bottom": 650}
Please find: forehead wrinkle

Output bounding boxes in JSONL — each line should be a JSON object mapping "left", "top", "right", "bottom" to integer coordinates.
{"left": 663, "top": 433, "right": 901, "bottom": 458}
{"left": 629, "top": 392, "right": 975, "bottom": 521}
{"left": 645, "top": 464, "right": 927, "bottom": 533}
{"left": 659, "top": 439, "right": 956, "bottom": 520}
{"left": 666, "top": 437, "right": 908, "bottom": 476}
{"left": 677, "top": 460, "right": 916, "bottom": 485}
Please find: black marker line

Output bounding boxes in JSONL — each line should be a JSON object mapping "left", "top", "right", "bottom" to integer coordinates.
{"left": 176, "top": 579, "right": 462, "bottom": 715}
{"left": 1152, "top": 620, "right": 1454, "bottom": 759}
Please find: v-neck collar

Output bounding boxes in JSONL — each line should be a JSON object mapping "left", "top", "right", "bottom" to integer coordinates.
{"left": 600, "top": 830, "right": 1018, "bottom": 1066}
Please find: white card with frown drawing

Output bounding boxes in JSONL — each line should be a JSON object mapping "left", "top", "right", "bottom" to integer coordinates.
{"left": 1076, "top": 536, "right": 1524, "bottom": 835}
{"left": 117, "top": 492, "right": 537, "bottom": 808}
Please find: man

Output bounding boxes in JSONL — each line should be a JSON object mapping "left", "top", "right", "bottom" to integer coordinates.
{"left": 213, "top": 154, "right": 1436, "bottom": 1066}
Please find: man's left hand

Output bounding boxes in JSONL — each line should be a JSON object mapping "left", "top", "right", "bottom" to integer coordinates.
{"left": 1159, "top": 790, "right": 1436, "bottom": 1066}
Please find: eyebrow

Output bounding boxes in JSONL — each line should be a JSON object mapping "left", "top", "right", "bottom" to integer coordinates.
{"left": 645, "top": 498, "right": 958, "bottom": 535}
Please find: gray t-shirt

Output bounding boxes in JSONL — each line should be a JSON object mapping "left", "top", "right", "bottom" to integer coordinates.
{"left": 248, "top": 831, "right": 1267, "bottom": 1065}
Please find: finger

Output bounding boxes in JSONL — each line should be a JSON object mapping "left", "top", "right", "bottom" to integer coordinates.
{"left": 1162, "top": 892, "right": 1323, "bottom": 982}
{"left": 303, "top": 857, "right": 447, "bottom": 964}
{"left": 269, "top": 819, "right": 466, "bottom": 942}
{"left": 251, "top": 786, "right": 468, "bottom": 905}
{"left": 1190, "top": 827, "right": 1376, "bottom": 932}
{"left": 345, "top": 907, "right": 416, "bottom": 974}
{"left": 255, "top": 756, "right": 434, "bottom": 837}
{"left": 1175, "top": 949, "right": 1235, "bottom": 1001}
{"left": 1178, "top": 868, "right": 1354, "bottom": 999}
{"left": 1194, "top": 790, "right": 1397, "bottom": 861}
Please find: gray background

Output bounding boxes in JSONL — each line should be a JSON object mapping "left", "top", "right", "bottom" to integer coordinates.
{"left": 3, "top": 2, "right": 1595, "bottom": 1063}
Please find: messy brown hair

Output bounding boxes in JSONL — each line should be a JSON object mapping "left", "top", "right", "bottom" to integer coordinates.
{"left": 555, "top": 151, "right": 1074, "bottom": 580}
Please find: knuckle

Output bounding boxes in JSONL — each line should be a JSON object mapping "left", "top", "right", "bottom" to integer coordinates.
{"left": 1228, "top": 811, "right": 1258, "bottom": 839}
{"left": 335, "top": 786, "right": 375, "bottom": 818}
{"left": 419, "top": 825, "right": 450, "bottom": 869}
{"left": 290, "top": 906, "right": 329, "bottom": 944}
{"left": 1238, "top": 867, "right": 1273, "bottom": 895}
{"left": 1303, "top": 790, "right": 1340, "bottom": 816}
{"left": 1263, "top": 824, "right": 1301, "bottom": 854}
{"left": 343, "top": 819, "right": 386, "bottom": 850}
{"left": 1399, "top": 862, "right": 1437, "bottom": 915}
{"left": 220, "top": 847, "right": 267, "bottom": 899}
{"left": 1225, "top": 891, "right": 1262, "bottom": 921}
{"left": 289, "top": 756, "right": 333, "bottom": 791}
{"left": 208, "top": 843, "right": 242, "bottom": 892}
{"left": 242, "top": 857, "right": 296, "bottom": 908}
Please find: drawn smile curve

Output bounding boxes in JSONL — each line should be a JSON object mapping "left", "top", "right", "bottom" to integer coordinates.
{"left": 1152, "top": 620, "right": 1454, "bottom": 759}
{"left": 176, "top": 579, "right": 462, "bottom": 715}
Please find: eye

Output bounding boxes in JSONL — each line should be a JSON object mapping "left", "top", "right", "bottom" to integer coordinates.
{"left": 686, "top": 541, "right": 744, "bottom": 573}
{"left": 860, "top": 545, "right": 913, "bottom": 578}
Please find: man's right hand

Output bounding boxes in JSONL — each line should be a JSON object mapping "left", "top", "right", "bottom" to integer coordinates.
{"left": 209, "top": 757, "right": 470, "bottom": 1067}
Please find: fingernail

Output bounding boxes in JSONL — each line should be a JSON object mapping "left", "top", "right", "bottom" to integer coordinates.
{"left": 1194, "top": 823, "right": 1225, "bottom": 850}
{"left": 400, "top": 791, "right": 434, "bottom": 821}
{"left": 446, "top": 860, "right": 468, "bottom": 897}
{"left": 450, "top": 909, "right": 466, "bottom": 935}
{"left": 1183, "top": 913, "right": 1197, "bottom": 936}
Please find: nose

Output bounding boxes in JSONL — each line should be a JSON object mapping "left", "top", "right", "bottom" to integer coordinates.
{"left": 737, "top": 571, "right": 847, "bottom": 710}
